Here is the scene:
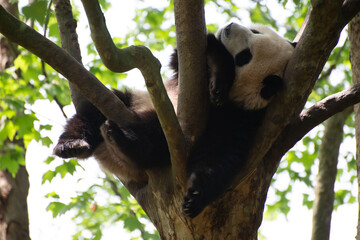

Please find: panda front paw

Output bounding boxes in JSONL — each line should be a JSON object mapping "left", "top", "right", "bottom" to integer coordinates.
{"left": 182, "top": 173, "right": 207, "bottom": 218}
{"left": 260, "top": 75, "right": 283, "bottom": 99}
{"left": 53, "top": 139, "right": 92, "bottom": 159}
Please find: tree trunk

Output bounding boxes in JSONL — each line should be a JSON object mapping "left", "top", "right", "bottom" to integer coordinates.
{"left": 349, "top": 12, "right": 360, "bottom": 240}
{"left": 0, "top": 1, "right": 30, "bottom": 240}
{"left": 135, "top": 165, "right": 268, "bottom": 239}
{"left": 311, "top": 109, "right": 351, "bottom": 240}
{"left": 0, "top": 167, "right": 30, "bottom": 240}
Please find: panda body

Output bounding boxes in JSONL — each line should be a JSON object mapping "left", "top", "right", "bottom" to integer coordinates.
{"left": 53, "top": 23, "right": 295, "bottom": 218}
{"left": 183, "top": 23, "right": 296, "bottom": 218}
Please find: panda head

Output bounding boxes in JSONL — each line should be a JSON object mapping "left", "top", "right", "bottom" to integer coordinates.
{"left": 208, "top": 23, "right": 296, "bottom": 110}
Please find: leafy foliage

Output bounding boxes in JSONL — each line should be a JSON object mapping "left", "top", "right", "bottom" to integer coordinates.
{"left": 45, "top": 173, "right": 160, "bottom": 240}
{"left": 2, "top": 0, "right": 358, "bottom": 238}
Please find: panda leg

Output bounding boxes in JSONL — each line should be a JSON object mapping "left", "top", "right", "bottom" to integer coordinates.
{"left": 100, "top": 117, "right": 170, "bottom": 169}
{"left": 54, "top": 90, "right": 132, "bottom": 159}
{"left": 53, "top": 113, "right": 105, "bottom": 159}
{"left": 183, "top": 152, "right": 241, "bottom": 218}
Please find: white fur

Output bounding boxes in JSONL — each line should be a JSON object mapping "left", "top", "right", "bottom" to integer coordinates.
{"left": 93, "top": 142, "right": 148, "bottom": 183}
{"left": 130, "top": 80, "right": 178, "bottom": 114}
{"left": 217, "top": 23, "right": 294, "bottom": 109}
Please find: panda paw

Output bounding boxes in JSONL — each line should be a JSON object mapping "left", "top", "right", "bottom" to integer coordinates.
{"left": 182, "top": 173, "right": 207, "bottom": 218}
{"left": 53, "top": 139, "right": 92, "bottom": 159}
{"left": 260, "top": 75, "right": 283, "bottom": 99}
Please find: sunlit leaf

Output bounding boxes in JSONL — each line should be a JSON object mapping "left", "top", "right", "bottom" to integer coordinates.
{"left": 22, "top": 0, "right": 49, "bottom": 26}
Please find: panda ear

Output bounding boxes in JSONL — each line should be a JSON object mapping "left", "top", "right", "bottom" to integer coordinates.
{"left": 169, "top": 49, "right": 179, "bottom": 78}
{"left": 260, "top": 75, "right": 283, "bottom": 99}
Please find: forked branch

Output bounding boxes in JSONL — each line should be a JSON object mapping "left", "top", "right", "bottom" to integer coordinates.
{"left": 80, "top": 0, "right": 187, "bottom": 187}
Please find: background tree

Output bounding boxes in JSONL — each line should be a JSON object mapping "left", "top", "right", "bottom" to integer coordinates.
{"left": 1, "top": 0, "right": 360, "bottom": 239}
{"left": 349, "top": 12, "right": 360, "bottom": 240}
{"left": 0, "top": 1, "right": 30, "bottom": 239}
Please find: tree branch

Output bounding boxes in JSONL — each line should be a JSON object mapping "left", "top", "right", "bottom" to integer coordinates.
{"left": 53, "top": 0, "right": 86, "bottom": 113}
{"left": 264, "top": 84, "right": 360, "bottom": 173}
{"left": 80, "top": 0, "right": 187, "bottom": 187}
{"left": 0, "top": 5, "right": 137, "bottom": 126}
{"left": 174, "top": 0, "right": 208, "bottom": 143}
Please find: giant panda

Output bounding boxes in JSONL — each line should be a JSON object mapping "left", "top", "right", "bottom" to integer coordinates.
{"left": 182, "top": 22, "right": 296, "bottom": 218}
{"left": 53, "top": 22, "right": 295, "bottom": 217}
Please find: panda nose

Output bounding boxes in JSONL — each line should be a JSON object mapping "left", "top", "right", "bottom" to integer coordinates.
{"left": 224, "top": 23, "right": 233, "bottom": 37}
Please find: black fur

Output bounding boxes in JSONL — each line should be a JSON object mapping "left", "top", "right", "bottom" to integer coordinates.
{"left": 102, "top": 113, "right": 170, "bottom": 169}
{"left": 207, "top": 34, "right": 235, "bottom": 107}
{"left": 235, "top": 48, "right": 252, "bottom": 67}
{"left": 260, "top": 75, "right": 283, "bottom": 99}
{"left": 183, "top": 104, "right": 266, "bottom": 218}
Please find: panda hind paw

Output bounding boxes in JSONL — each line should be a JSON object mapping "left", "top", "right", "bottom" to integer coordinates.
{"left": 183, "top": 188, "right": 205, "bottom": 219}
{"left": 53, "top": 139, "right": 92, "bottom": 159}
{"left": 182, "top": 173, "right": 207, "bottom": 218}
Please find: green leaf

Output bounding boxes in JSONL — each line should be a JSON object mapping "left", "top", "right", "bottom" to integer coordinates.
{"left": 40, "top": 124, "right": 52, "bottom": 131}
{"left": 22, "top": 0, "right": 49, "bottom": 26}
{"left": 0, "top": 153, "right": 20, "bottom": 177}
{"left": 55, "top": 164, "right": 68, "bottom": 178}
{"left": 13, "top": 114, "right": 37, "bottom": 138}
{"left": 42, "top": 170, "right": 56, "bottom": 184}
{"left": 93, "top": 229, "right": 102, "bottom": 240}
{"left": 0, "top": 109, "right": 17, "bottom": 119}
{"left": 46, "top": 201, "right": 69, "bottom": 217}
{"left": 44, "top": 156, "right": 56, "bottom": 164}
{"left": 41, "top": 136, "right": 53, "bottom": 147}
{"left": 124, "top": 215, "right": 143, "bottom": 231}
{"left": 0, "top": 120, "right": 17, "bottom": 141}
{"left": 45, "top": 191, "right": 60, "bottom": 199}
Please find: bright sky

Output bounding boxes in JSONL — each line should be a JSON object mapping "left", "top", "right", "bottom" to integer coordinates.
{"left": 23, "top": 0, "right": 358, "bottom": 239}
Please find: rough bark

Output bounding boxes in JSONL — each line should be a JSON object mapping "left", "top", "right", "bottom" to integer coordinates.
{"left": 53, "top": 0, "right": 86, "bottom": 113}
{"left": 0, "top": 0, "right": 17, "bottom": 72}
{"left": 0, "top": 167, "right": 30, "bottom": 240}
{"left": 174, "top": 0, "right": 208, "bottom": 145}
{"left": 0, "top": 2, "right": 30, "bottom": 240}
{"left": 311, "top": 109, "right": 352, "bottom": 240}
{"left": 349, "top": 12, "right": 360, "bottom": 240}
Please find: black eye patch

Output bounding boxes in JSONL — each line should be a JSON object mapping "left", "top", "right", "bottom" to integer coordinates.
{"left": 235, "top": 48, "right": 252, "bottom": 67}
{"left": 250, "top": 29, "right": 261, "bottom": 34}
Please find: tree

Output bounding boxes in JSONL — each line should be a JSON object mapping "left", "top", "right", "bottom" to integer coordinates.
{"left": 349, "top": 11, "right": 360, "bottom": 240}
{"left": 1, "top": 0, "right": 360, "bottom": 239}
{"left": 0, "top": 1, "right": 30, "bottom": 239}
